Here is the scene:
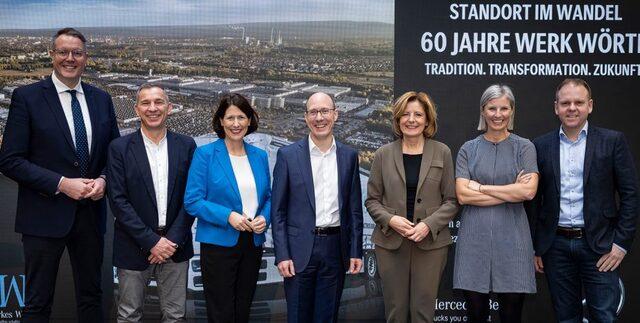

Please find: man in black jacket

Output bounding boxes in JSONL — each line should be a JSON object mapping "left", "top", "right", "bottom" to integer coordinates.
{"left": 107, "top": 83, "right": 196, "bottom": 322}
{"left": 528, "top": 78, "right": 639, "bottom": 323}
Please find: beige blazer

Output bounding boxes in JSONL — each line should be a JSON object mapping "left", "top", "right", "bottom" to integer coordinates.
{"left": 366, "top": 139, "right": 458, "bottom": 251}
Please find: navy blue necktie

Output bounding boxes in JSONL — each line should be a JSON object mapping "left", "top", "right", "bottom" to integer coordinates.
{"left": 67, "top": 90, "right": 89, "bottom": 177}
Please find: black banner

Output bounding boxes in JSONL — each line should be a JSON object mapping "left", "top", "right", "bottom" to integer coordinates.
{"left": 396, "top": 1, "right": 640, "bottom": 322}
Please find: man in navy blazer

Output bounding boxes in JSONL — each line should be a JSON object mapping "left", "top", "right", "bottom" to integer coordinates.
{"left": 271, "top": 92, "right": 363, "bottom": 322}
{"left": 0, "top": 28, "right": 119, "bottom": 322}
{"left": 527, "top": 78, "right": 639, "bottom": 322}
{"left": 107, "top": 84, "right": 196, "bottom": 322}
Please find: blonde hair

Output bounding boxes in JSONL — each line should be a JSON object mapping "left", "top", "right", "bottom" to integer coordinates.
{"left": 392, "top": 91, "right": 438, "bottom": 138}
{"left": 477, "top": 84, "right": 515, "bottom": 131}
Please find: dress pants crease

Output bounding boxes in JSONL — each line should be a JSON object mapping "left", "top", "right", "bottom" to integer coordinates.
{"left": 375, "top": 239, "right": 448, "bottom": 323}
{"left": 201, "top": 231, "right": 262, "bottom": 323}
{"left": 22, "top": 204, "right": 104, "bottom": 323}
{"left": 284, "top": 233, "right": 345, "bottom": 323}
{"left": 116, "top": 259, "right": 188, "bottom": 323}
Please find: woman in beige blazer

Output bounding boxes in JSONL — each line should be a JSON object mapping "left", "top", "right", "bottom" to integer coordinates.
{"left": 366, "top": 91, "right": 459, "bottom": 323}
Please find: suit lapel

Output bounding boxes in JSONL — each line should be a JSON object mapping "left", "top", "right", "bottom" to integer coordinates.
{"left": 214, "top": 140, "right": 241, "bottom": 201}
{"left": 131, "top": 131, "right": 158, "bottom": 208}
{"left": 551, "top": 131, "right": 561, "bottom": 194}
{"left": 392, "top": 140, "right": 406, "bottom": 184}
{"left": 297, "top": 138, "right": 316, "bottom": 211}
{"left": 583, "top": 127, "right": 596, "bottom": 186}
{"left": 416, "top": 139, "right": 435, "bottom": 193}
{"left": 42, "top": 78, "right": 75, "bottom": 153}
{"left": 82, "top": 82, "right": 100, "bottom": 160}
{"left": 166, "top": 131, "right": 178, "bottom": 210}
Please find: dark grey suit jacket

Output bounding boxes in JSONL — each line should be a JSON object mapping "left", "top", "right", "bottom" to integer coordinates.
{"left": 527, "top": 126, "right": 639, "bottom": 256}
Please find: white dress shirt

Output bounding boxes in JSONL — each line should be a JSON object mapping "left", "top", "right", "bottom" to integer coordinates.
{"left": 229, "top": 154, "right": 259, "bottom": 219}
{"left": 141, "top": 130, "right": 169, "bottom": 227}
{"left": 309, "top": 135, "right": 340, "bottom": 227}
{"left": 51, "top": 72, "right": 92, "bottom": 153}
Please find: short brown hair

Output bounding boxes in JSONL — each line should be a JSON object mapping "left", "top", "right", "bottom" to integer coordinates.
{"left": 392, "top": 91, "right": 438, "bottom": 138}
{"left": 212, "top": 93, "right": 259, "bottom": 138}
{"left": 555, "top": 78, "right": 592, "bottom": 100}
{"left": 52, "top": 27, "right": 87, "bottom": 49}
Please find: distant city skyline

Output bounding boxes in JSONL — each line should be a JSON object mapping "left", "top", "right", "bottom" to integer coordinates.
{"left": 0, "top": 0, "right": 394, "bottom": 30}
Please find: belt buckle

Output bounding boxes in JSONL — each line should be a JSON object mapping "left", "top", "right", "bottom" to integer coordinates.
{"left": 315, "top": 228, "right": 328, "bottom": 237}
{"left": 574, "top": 230, "right": 583, "bottom": 239}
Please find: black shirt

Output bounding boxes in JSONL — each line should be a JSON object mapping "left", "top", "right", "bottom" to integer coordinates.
{"left": 403, "top": 153, "right": 422, "bottom": 222}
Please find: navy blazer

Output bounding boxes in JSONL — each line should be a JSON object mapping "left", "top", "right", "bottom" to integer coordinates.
{"left": 527, "top": 126, "right": 639, "bottom": 256}
{"left": 184, "top": 139, "right": 271, "bottom": 247}
{"left": 271, "top": 137, "right": 363, "bottom": 272}
{"left": 107, "top": 130, "right": 196, "bottom": 270}
{"left": 0, "top": 77, "right": 120, "bottom": 237}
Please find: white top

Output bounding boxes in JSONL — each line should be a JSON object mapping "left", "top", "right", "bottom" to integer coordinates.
{"left": 308, "top": 135, "right": 340, "bottom": 227}
{"left": 141, "top": 130, "right": 169, "bottom": 227}
{"left": 229, "top": 154, "right": 259, "bottom": 219}
{"left": 51, "top": 72, "right": 92, "bottom": 153}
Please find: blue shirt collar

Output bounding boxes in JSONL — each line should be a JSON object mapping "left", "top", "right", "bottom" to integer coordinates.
{"left": 559, "top": 121, "right": 589, "bottom": 141}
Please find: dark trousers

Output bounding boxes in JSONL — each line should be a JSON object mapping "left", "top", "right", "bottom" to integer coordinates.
{"left": 284, "top": 233, "right": 345, "bottom": 323}
{"left": 543, "top": 235, "right": 620, "bottom": 323}
{"left": 21, "top": 205, "right": 104, "bottom": 323}
{"left": 201, "top": 232, "right": 263, "bottom": 323}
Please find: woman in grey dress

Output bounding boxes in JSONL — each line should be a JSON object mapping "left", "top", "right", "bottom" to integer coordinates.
{"left": 453, "top": 84, "right": 539, "bottom": 323}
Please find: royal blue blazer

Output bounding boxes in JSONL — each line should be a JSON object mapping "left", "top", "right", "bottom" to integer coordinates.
{"left": 184, "top": 139, "right": 271, "bottom": 246}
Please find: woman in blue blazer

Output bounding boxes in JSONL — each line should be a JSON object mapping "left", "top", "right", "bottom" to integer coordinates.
{"left": 184, "top": 93, "right": 271, "bottom": 323}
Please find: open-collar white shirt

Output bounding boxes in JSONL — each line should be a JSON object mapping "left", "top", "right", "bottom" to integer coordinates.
{"left": 308, "top": 135, "right": 340, "bottom": 227}
{"left": 141, "top": 129, "right": 169, "bottom": 227}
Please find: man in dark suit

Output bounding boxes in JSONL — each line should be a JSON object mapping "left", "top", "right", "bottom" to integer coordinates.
{"left": 107, "top": 83, "right": 196, "bottom": 322}
{"left": 271, "top": 92, "right": 363, "bottom": 322}
{"left": 0, "top": 28, "right": 120, "bottom": 322}
{"left": 528, "top": 78, "right": 639, "bottom": 323}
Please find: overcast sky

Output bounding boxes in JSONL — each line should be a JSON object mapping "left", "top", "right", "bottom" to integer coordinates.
{"left": 0, "top": 0, "right": 393, "bottom": 29}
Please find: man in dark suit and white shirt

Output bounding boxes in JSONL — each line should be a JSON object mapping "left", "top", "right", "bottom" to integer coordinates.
{"left": 271, "top": 92, "right": 363, "bottom": 322}
{"left": 528, "top": 78, "right": 639, "bottom": 323}
{"left": 0, "top": 28, "right": 120, "bottom": 322}
{"left": 107, "top": 83, "right": 196, "bottom": 322}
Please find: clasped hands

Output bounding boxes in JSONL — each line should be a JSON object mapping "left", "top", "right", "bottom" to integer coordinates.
{"left": 149, "top": 237, "right": 178, "bottom": 264}
{"left": 389, "top": 216, "right": 430, "bottom": 242}
{"left": 228, "top": 211, "right": 267, "bottom": 234}
{"left": 467, "top": 169, "right": 532, "bottom": 192}
{"left": 59, "top": 177, "right": 106, "bottom": 201}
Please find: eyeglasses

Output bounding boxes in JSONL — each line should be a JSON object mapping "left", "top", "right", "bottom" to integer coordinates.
{"left": 305, "top": 108, "right": 335, "bottom": 118}
{"left": 51, "top": 49, "right": 86, "bottom": 59}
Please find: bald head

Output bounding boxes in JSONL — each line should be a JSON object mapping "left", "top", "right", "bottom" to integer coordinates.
{"left": 304, "top": 92, "right": 338, "bottom": 144}
{"left": 306, "top": 92, "right": 335, "bottom": 110}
